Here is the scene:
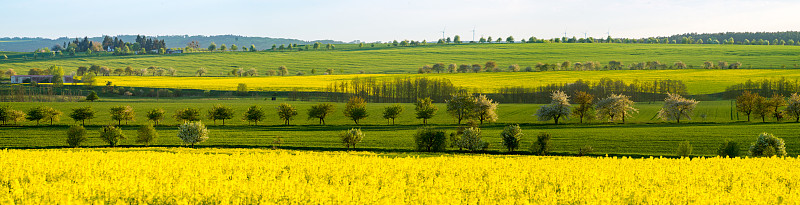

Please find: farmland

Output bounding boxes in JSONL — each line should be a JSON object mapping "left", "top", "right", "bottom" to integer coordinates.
{"left": 1, "top": 148, "right": 798, "bottom": 204}
{"left": 3, "top": 43, "right": 800, "bottom": 76}
{"left": 97, "top": 69, "right": 800, "bottom": 95}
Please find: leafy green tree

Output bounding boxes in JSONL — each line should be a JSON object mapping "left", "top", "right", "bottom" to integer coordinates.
{"left": 784, "top": 93, "right": 800, "bottom": 122}
{"left": 208, "top": 42, "right": 217, "bottom": 51}
{"left": 276, "top": 103, "right": 298, "bottom": 125}
{"left": 414, "top": 128, "right": 447, "bottom": 152}
{"left": 26, "top": 106, "right": 48, "bottom": 125}
{"left": 136, "top": 124, "right": 158, "bottom": 146}
{"left": 308, "top": 103, "right": 335, "bottom": 125}
{"left": 382, "top": 105, "right": 404, "bottom": 125}
{"left": 109, "top": 105, "right": 135, "bottom": 125}
{"left": 237, "top": 83, "right": 248, "bottom": 95}
{"left": 230, "top": 44, "right": 237, "bottom": 51}
{"left": 207, "top": 104, "right": 235, "bottom": 125}
{"left": 66, "top": 125, "right": 87, "bottom": 147}
{"left": 446, "top": 93, "right": 477, "bottom": 124}
{"left": 474, "top": 94, "right": 499, "bottom": 124}
{"left": 530, "top": 132, "right": 552, "bottom": 155}
{"left": 415, "top": 98, "right": 438, "bottom": 125}
{"left": 736, "top": 91, "right": 758, "bottom": 122}
{"left": 174, "top": 108, "right": 201, "bottom": 122}
{"left": 83, "top": 73, "right": 97, "bottom": 87}
{"left": 250, "top": 44, "right": 257, "bottom": 51}
{"left": 749, "top": 133, "right": 786, "bottom": 157}
{"left": 69, "top": 106, "right": 95, "bottom": 126}
{"left": 453, "top": 35, "right": 461, "bottom": 44}
{"left": 456, "top": 127, "right": 488, "bottom": 152}
{"left": 99, "top": 125, "right": 126, "bottom": 147}
{"left": 220, "top": 44, "right": 227, "bottom": 52}
{"left": 43, "top": 107, "right": 62, "bottom": 125}
{"left": 717, "top": 139, "right": 741, "bottom": 158}
{"left": 572, "top": 91, "right": 594, "bottom": 123}
{"left": 0, "top": 105, "right": 11, "bottom": 125}
{"left": 501, "top": 124, "right": 523, "bottom": 152}
{"left": 178, "top": 121, "right": 209, "bottom": 148}
{"left": 147, "top": 108, "right": 165, "bottom": 126}
{"left": 506, "top": 36, "right": 515, "bottom": 43}
{"left": 196, "top": 68, "right": 207, "bottom": 76}
{"left": 278, "top": 66, "right": 288, "bottom": 76}
{"left": 243, "top": 105, "right": 266, "bottom": 125}
{"left": 344, "top": 96, "right": 368, "bottom": 125}
{"left": 50, "top": 65, "right": 64, "bottom": 87}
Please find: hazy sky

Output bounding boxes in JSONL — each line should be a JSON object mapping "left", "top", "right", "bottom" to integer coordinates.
{"left": 2, "top": 0, "right": 799, "bottom": 42}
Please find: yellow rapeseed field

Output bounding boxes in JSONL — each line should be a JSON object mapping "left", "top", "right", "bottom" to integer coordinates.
{"left": 0, "top": 148, "right": 798, "bottom": 204}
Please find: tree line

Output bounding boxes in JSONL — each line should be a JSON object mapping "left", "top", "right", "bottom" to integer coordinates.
{"left": 725, "top": 78, "right": 800, "bottom": 98}
{"left": 494, "top": 78, "right": 687, "bottom": 103}
{"left": 416, "top": 60, "right": 746, "bottom": 73}
{"left": 324, "top": 77, "right": 460, "bottom": 103}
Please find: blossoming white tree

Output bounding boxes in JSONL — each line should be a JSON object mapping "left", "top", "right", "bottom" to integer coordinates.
{"left": 178, "top": 121, "right": 209, "bottom": 148}
{"left": 536, "top": 91, "right": 571, "bottom": 124}
{"left": 595, "top": 94, "right": 638, "bottom": 123}
{"left": 657, "top": 93, "right": 699, "bottom": 123}
{"left": 784, "top": 93, "right": 800, "bottom": 122}
{"left": 475, "top": 94, "right": 499, "bottom": 124}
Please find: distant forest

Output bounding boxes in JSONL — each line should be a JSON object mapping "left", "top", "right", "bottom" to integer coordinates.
{"left": 0, "top": 35, "right": 343, "bottom": 52}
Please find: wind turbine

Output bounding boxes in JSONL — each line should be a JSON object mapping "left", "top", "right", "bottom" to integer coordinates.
{"left": 471, "top": 26, "right": 476, "bottom": 42}
{"left": 441, "top": 26, "right": 446, "bottom": 40}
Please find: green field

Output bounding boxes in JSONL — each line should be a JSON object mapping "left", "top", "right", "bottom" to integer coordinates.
{"left": 3, "top": 43, "right": 800, "bottom": 76}
{"left": 97, "top": 69, "right": 800, "bottom": 95}
{"left": 0, "top": 98, "right": 795, "bottom": 157}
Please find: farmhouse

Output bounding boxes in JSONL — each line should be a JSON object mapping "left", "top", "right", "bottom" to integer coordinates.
{"left": 10, "top": 75, "right": 74, "bottom": 84}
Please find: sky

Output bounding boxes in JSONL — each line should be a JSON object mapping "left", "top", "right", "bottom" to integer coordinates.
{"left": 1, "top": 0, "right": 799, "bottom": 42}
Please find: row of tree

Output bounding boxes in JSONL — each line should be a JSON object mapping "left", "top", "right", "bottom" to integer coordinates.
{"left": 735, "top": 91, "right": 800, "bottom": 122}
{"left": 494, "top": 78, "right": 687, "bottom": 103}
{"left": 417, "top": 60, "right": 746, "bottom": 74}
{"left": 725, "top": 78, "right": 800, "bottom": 98}
{"left": 427, "top": 32, "right": 800, "bottom": 45}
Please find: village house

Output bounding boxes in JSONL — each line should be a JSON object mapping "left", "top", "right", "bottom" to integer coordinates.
{"left": 10, "top": 75, "right": 75, "bottom": 84}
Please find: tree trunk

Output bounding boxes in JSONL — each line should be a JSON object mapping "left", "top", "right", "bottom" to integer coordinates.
{"left": 554, "top": 117, "right": 559, "bottom": 125}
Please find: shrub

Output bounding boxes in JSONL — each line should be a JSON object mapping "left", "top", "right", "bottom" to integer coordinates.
{"left": 66, "top": 125, "right": 87, "bottom": 147}
{"left": 414, "top": 128, "right": 447, "bottom": 152}
{"left": 99, "top": 125, "right": 125, "bottom": 147}
{"left": 178, "top": 121, "right": 209, "bottom": 147}
{"left": 749, "top": 133, "right": 787, "bottom": 157}
{"left": 530, "top": 132, "right": 551, "bottom": 156}
{"left": 717, "top": 140, "right": 741, "bottom": 158}
{"left": 676, "top": 141, "right": 692, "bottom": 157}
{"left": 501, "top": 124, "right": 523, "bottom": 152}
{"left": 136, "top": 124, "right": 158, "bottom": 146}
{"left": 578, "top": 145, "right": 594, "bottom": 156}
{"left": 340, "top": 128, "right": 364, "bottom": 149}
{"left": 456, "top": 127, "right": 488, "bottom": 152}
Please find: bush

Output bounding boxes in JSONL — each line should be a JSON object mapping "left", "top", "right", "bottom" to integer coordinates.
{"left": 66, "top": 125, "right": 87, "bottom": 147}
{"left": 136, "top": 124, "right": 158, "bottom": 146}
{"left": 99, "top": 125, "right": 125, "bottom": 147}
{"left": 717, "top": 140, "right": 740, "bottom": 158}
{"left": 340, "top": 128, "right": 364, "bottom": 149}
{"left": 578, "top": 145, "right": 594, "bottom": 156}
{"left": 749, "top": 133, "right": 787, "bottom": 157}
{"left": 530, "top": 132, "right": 551, "bottom": 156}
{"left": 414, "top": 128, "right": 447, "bottom": 152}
{"left": 501, "top": 124, "right": 523, "bottom": 152}
{"left": 456, "top": 127, "right": 488, "bottom": 152}
{"left": 178, "top": 121, "right": 209, "bottom": 147}
{"left": 676, "top": 141, "right": 692, "bottom": 157}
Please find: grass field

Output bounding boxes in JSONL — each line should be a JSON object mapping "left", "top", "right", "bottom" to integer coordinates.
{"left": 3, "top": 43, "right": 800, "bottom": 76}
{"left": 0, "top": 98, "right": 795, "bottom": 157}
{"left": 97, "top": 69, "right": 800, "bottom": 94}
{"left": 1, "top": 148, "right": 798, "bottom": 204}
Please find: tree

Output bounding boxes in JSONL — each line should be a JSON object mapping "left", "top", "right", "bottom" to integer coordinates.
{"left": 230, "top": 44, "right": 238, "bottom": 51}
{"left": 278, "top": 66, "right": 288, "bottom": 76}
{"left": 0, "top": 105, "right": 11, "bottom": 125}
{"left": 474, "top": 94, "right": 498, "bottom": 124}
{"left": 382, "top": 105, "right": 404, "bottom": 125}
{"left": 717, "top": 139, "right": 741, "bottom": 158}
{"left": 414, "top": 128, "right": 447, "bottom": 152}
{"left": 453, "top": 35, "right": 461, "bottom": 44}
{"left": 752, "top": 94, "right": 771, "bottom": 123}
{"left": 736, "top": 91, "right": 758, "bottom": 122}
{"left": 237, "top": 83, "right": 248, "bottom": 95}
{"left": 219, "top": 44, "right": 227, "bottom": 52}
{"left": 484, "top": 61, "right": 497, "bottom": 72}
{"left": 26, "top": 106, "right": 48, "bottom": 126}
{"left": 50, "top": 65, "right": 64, "bottom": 87}
{"left": 530, "top": 132, "right": 552, "bottom": 155}
{"left": 769, "top": 94, "right": 786, "bottom": 121}
{"left": 44, "top": 107, "right": 62, "bottom": 125}
{"left": 174, "top": 108, "right": 201, "bottom": 122}
{"left": 446, "top": 93, "right": 477, "bottom": 124}
{"left": 178, "top": 121, "right": 209, "bottom": 148}
{"left": 83, "top": 73, "right": 97, "bottom": 87}
{"left": 276, "top": 103, "right": 298, "bottom": 125}
{"left": 4, "top": 69, "right": 16, "bottom": 76}
{"left": 676, "top": 141, "right": 693, "bottom": 157}
{"left": 455, "top": 127, "right": 487, "bottom": 152}
{"left": 243, "top": 105, "right": 266, "bottom": 125}
{"left": 657, "top": 93, "right": 698, "bottom": 123}
{"left": 749, "top": 133, "right": 786, "bottom": 157}
{"left": 506, "top": 36, "right": 515, "bottom": 43}
{"left": 207, "top": 104, "right": 235, "bottom": 125}
{"left": 208, "top": 42, "right": 216, "bottom": 51}
{"left": 308, "top": 103, "right": 335, "bottom": 125}
{"left": 340, "top": 128, "right": 364, "bottom": 149}
{"left": 108, "top": 105, "right": 135, "bottom": 125}
{"left": 196, "top": 68, "right": 207, "bottom": 76}
{"left": 8, "top": 110, "right": 25, "bottom": 125}
{"left": 432, "top": 63, "right": 445, "bottom": 73}
{"left": 572, "top": 91, "right": 594, "bottom": 123}
{"left": 85, "top": 91, "right": 99, "bottom": 102}
{"left": 343, "top": 96, "right": 368, "bottom": 125}
{"left": 536, "top": 91, "right": 571, "bottom": 124}
{"left": 99, "top": 125, "right": 126, "bottom": 147}
{"left": 501, "top": 124, "right": 523, "bottom": 152}
{"left": 508, "top": 64, "right": 520, "bottom": 72}
{"left": 784, "top": 93, "right": 800, "bottom": 122}
{"left": 135, "top": 124, "right": 158, "bottom": 146}
{"left": 415, "top": 97, "right": 438, "bottom": 125}
{"left": 66, "top": 125, "right": 87, "bottom": 147}
{"left": 69, "top": 106, "right": 95, "bottom": 126}
{"left": 147, "top": 108, "right": 165, "bottom": 126}
{"left": 595, "top": 94, "right": 637, "bottom": 123}
{"left": 250, "top": 44, "right": 257, "bottom": 51}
